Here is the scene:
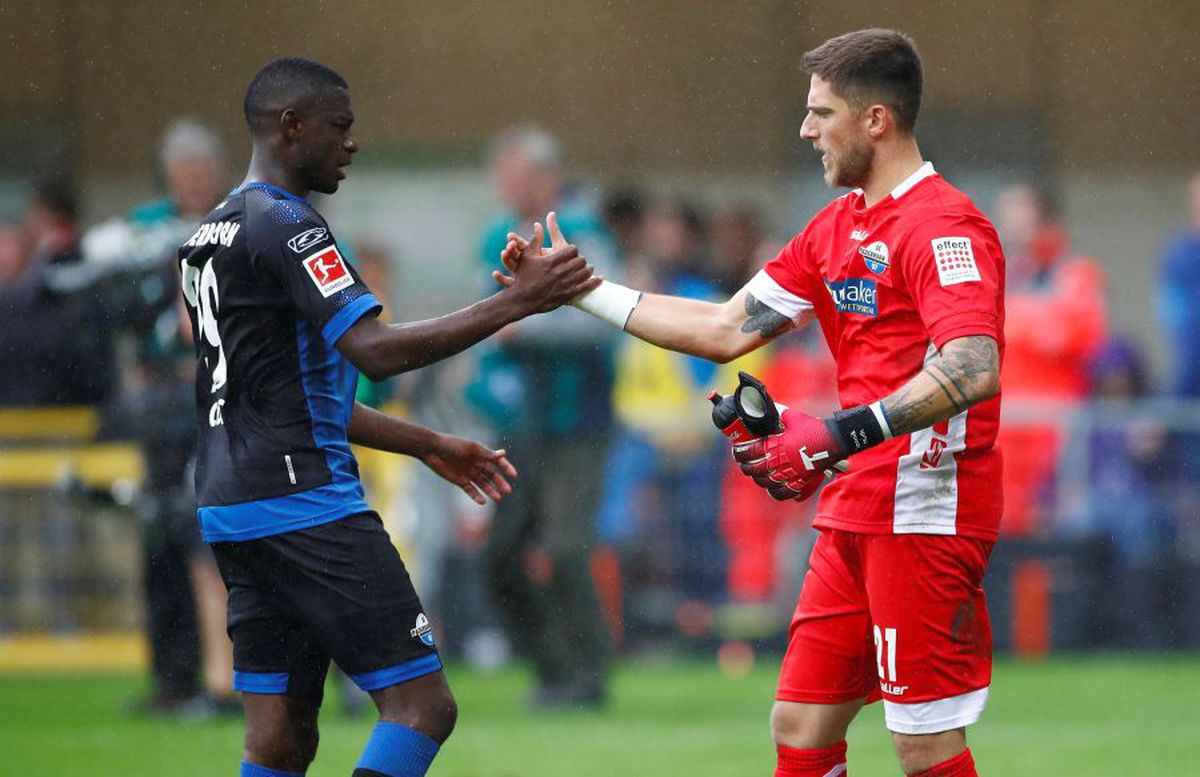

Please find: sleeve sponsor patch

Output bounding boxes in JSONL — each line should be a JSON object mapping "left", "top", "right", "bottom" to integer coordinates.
{"left": 287, "top": 226, "right": 329, "bottom": 254}
{"left": 302, "top": 245, "right": 354, "bottom": 297}
{"left": 931, "top": 237, "right": 981, "bottom": 286}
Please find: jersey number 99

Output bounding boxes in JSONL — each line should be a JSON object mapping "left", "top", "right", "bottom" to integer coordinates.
{"left": 181, "top": 257, "right": 228, "bottom": 426}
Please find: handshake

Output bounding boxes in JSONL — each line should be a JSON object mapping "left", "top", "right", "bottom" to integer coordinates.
{"left": 710, "top": 372, "right": 849, "bottom": 502}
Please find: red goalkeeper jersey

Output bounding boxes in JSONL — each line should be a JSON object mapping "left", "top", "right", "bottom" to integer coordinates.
{"left": 747, "top": 163, "right": 1006, "bottom": 540}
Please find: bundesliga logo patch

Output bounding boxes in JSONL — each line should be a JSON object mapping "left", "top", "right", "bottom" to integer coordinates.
{"left": 931, "top": 237, "right": 981, "bottom": 286}
{"left": 302, "top": 245, "right": 354, "bottom": 298}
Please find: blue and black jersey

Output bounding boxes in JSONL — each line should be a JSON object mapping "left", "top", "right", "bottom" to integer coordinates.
{"left": 179, "top": 182, "right": 382, "bottom": 543}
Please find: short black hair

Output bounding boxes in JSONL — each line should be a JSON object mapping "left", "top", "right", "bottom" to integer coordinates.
{"left": 32, "top": 178, "right": 77, "bottom": 222}
{"left": 802, "top": 29, "right": 923, "bottom": 134}
{"left": 243, "top": 58, "right": 349, "bottom": 132}
{"left": 604, "top": 188, "right": 645, "bottom": 224}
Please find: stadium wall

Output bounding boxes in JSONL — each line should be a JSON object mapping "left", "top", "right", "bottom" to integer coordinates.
{"left": 4, "top": 0, "right": 1197, "bottom": 369}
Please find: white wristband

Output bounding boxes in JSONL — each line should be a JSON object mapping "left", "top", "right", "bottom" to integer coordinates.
{"left": 571, "top": 280, "right": 642, "bottom": 330}
{"left": 868, "top": 400, "right": 894, "bottom": 440}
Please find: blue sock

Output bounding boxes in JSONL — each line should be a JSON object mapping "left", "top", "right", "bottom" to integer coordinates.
{"left": 240, "top": 762, "right": 303, "bottom": 777}
{"left": 354, "top": 721, "right": 440, "bottom": 777}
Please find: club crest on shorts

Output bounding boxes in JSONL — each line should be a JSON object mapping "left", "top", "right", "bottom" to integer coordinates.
{"left": 411, "top": 613, "right": 436, "bottom": 647}
{"left": 858, "top": 240, "right": 890, "bottom": 274}
{"left": 302, "top": 245, "right": 354, "bottom": 297}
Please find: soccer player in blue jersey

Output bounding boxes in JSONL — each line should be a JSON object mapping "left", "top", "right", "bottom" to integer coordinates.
{"left": 179, "top": 58, "right": 599, "bottom": 777}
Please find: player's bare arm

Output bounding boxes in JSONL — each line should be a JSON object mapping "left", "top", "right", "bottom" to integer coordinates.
{"left": 497, "top": 213, "right": 797, "bottom": 363}
{"left": 338, "top": 227, "right": 599, "bottom": 380}
{"left": 622, "top": 286, "right": 795, "bottom": 362}
{"left": 347, "top": 402, "right": 516, "bottom": 505}
{"left": 881, "top": 335, "right": 1000, "bottom": 435}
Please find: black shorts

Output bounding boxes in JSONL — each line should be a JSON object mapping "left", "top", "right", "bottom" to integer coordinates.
{"left": 211, "top": 512, "right": 441, "bottom": 703}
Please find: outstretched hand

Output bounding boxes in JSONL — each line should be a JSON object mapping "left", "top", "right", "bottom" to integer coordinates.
{"left": 493, "top": 212, "right": 587, "bottom": 288}
{"left": 493, "top": 211, "right": 602, "bottom": 313}
{"left": 421, "top": 433, "right": 519, "bottom": 505}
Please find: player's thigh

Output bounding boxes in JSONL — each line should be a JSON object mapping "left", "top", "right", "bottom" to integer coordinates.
{"left": 211, "top": 540, "right": 332, "bottom": 705}
{"left": 777, "top": 529, "right": 876, "bottom": 708}
{"left": 862, "top": 533, "right": 993, "bottom": 735}
{"left": 266, "top": 513, "right": 444, "bottom": 695}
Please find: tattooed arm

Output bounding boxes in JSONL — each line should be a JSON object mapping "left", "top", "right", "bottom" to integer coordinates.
{"left": 621, "top": 284, "right": 807, "bottom": 363}
{"left": 881, "top": 335, "right": 1001, "bottom": 435}
{"left": 726, "top": 335, "right": 1000, "bottom": 498}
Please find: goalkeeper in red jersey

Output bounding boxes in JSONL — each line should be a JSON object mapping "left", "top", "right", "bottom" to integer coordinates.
{"left": 498, "top": 29, "right": 1004, "bottom": 777}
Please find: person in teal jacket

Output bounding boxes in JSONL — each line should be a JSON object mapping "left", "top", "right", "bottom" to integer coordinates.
{"left": 472, "top": 126, "right": 620, "bottom": 708}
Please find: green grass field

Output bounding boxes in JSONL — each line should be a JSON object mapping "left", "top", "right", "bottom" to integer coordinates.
{"left": 2, "top": 656, "right": 1198, "bottom": 775}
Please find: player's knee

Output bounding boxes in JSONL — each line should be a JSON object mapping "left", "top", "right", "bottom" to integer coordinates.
{"left": 419, "top": 685, "right": 458, "bottom": 743}
{"left": 378, "top": 682, "right": 458, "bottom": 744}
{"left": 770, "top": 701, "right": 855, "bottom": 749}
{"left": 770, "top": 702, "right": 817, "bottom": 747}
{"left": 891, "top": 729, "right": 965, "bottom": 774}
{"left": 245, "top": 721, "right": 320, "bottom": 772}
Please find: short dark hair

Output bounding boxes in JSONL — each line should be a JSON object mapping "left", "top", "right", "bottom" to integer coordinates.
{"left": 243, "top": 58, "right": 349, "bottom": 131}
{"left": 801, "top": 29, "right": 923, "bottom": 134}
{"left": 32, "top": 179, "right": 77, "bottom": 222}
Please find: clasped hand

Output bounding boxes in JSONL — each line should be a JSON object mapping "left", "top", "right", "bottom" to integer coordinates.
{"left": 493, "top": 212, "right": 602, "bottom": 308}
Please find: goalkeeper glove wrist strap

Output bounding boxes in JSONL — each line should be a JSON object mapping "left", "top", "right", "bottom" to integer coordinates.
{"left": 830, "top": 400, "right": 893, "bottom": 455}
{"left": 571, "top": 280, "right": 642, "bottom": 329}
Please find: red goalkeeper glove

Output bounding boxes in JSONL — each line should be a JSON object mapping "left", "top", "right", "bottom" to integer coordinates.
{"left": 732, "top": 403, "right": 892, "bottom": 502}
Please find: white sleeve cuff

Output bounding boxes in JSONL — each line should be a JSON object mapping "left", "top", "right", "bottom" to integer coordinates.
{"left": 745, "top": 270, "right": 816, "bottom": 326}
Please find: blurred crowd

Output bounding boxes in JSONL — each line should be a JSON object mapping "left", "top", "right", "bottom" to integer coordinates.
{"left": 2, "top": 121, "right": 1200, "bottom": 712}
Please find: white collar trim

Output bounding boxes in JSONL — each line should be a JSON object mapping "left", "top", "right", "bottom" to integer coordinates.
{"left": 890, "top": 161, "right": 936, "bottom": 199}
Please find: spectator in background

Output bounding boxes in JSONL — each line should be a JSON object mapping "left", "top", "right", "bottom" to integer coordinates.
{"left": 24, "top": 180, "right": 81, "bottom": 267}
{"left": 1156, "top": 172, "right": 1200, "bottom": 549}
{"left": 1064, "top": 339, "right": 1177, "bottom": 648}
{"left": 709, "top": 206, "right": 764, "bottom": 297}
{"left": 0, "top": 181, "right": 114, "bottom": 405}
{"left": 475, "top": 126, "right": 618, "bottom": 708}
{"left": 1158, "top": 172, "right": 1200, "bottom": 396}
{"left": 120, "top": 119, "right": 236, "bottom": 716}
{"left": 597, "top": 199, "right": 734, "bottom": 638}
{"left": 994, "top": 183, "right": 1107, "bottom": 534}
{"left": 711, "top": 235, "right": 840, "bottom": 609}
{"left": 603, "top": 188, "right": 648, "bottom": 270}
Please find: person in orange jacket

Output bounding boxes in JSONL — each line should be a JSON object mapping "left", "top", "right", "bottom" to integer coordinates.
{"left": 994, "top": 183, "right": 1108, "bottom": 534}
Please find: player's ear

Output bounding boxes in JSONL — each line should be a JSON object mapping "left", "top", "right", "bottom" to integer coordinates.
{"left": 865, "top": 104, "right": 888, "bottom": 139}
{"left": 279, "top": 107, "right": 302, "bottom": 141}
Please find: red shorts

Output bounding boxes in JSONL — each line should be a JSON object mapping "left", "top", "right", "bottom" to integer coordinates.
{"left": 777, "top": 529, "right": 993, "bottom": 735}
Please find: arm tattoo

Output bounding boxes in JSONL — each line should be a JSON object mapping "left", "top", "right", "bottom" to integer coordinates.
{"left": 922, "top": 364, "right": 966, "bottom": 414}
{"left": 939, "top": 336, "right": 1000, "bottom": 398}
{"left": 882, "top": 379, "right": 943, "bottom": 435}
{"left": 881, "top": 335, "right": 999, "bottom": 436}
{"left": 740, "top": 294, "right": 793, "bottom": 339}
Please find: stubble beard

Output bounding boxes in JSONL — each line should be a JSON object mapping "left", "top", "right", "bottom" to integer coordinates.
{"left": 827, "top": 138, "right": 875, "bottom": 190}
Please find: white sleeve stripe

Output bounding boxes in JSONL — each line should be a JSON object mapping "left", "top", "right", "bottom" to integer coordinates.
{"left": 745, "top": 270, "right": 815, "bottom": 324}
